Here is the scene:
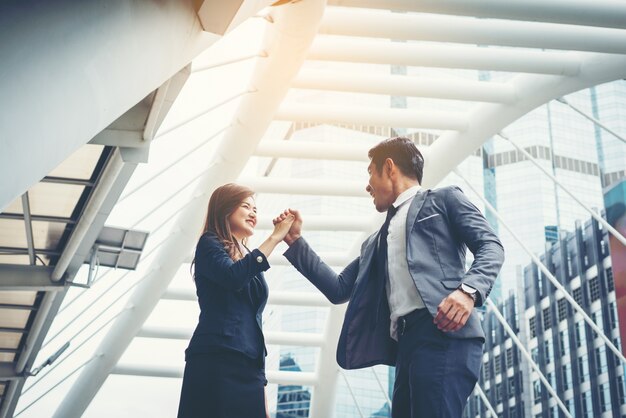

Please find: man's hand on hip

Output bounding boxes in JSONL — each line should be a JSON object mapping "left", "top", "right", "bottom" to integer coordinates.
{"left": 434, "top": 290, "right": 474, "bottom": 332}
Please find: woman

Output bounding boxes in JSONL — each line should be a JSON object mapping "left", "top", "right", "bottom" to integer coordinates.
{"left": 177, "top": 183, "right": 294, "bottom": 418}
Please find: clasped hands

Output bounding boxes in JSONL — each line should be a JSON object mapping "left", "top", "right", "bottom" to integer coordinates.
{"left": 272, "top": 209, "right": 302, "bottom": 246}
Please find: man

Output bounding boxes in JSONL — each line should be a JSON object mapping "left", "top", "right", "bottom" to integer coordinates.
{"left": 275, "top": 137, "right": 504, "bottom": 417}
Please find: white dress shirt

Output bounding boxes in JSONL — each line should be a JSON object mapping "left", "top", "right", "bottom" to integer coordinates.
{"left": 385, "top": 185, "right": 425, "bottom": 340}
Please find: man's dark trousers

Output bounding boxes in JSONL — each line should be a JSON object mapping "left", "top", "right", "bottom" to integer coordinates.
{"left": 392, "top": 309, "right": 483, "bottom": 418}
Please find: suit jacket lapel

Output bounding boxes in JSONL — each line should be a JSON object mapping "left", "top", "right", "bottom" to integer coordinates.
{"left": 406, "top": 189, "right": 429, "bottom": 238}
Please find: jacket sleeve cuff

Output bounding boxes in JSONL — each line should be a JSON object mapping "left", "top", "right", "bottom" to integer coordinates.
{"left": 283, "top": 236, "right": 306, "bottom": 260}
{"left": 250, "top": 248, "right": 270, "bottom": 271}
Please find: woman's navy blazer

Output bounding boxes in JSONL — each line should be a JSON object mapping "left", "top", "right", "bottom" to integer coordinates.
{"left": 186, "top": 233, "right": 270, "bottom": 362}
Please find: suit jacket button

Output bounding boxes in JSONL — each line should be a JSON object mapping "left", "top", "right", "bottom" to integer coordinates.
{"left": 256, "top": 256, "right": 263, "bottom": 263}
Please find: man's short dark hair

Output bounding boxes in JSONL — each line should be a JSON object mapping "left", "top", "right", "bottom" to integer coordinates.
{"left": 368, "top": 137, "right": 424, "bottom": 184}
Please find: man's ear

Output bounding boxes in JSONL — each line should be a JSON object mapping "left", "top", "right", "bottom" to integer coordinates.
{"left": 384, "top": 158, "right": 395, "bottom": 177}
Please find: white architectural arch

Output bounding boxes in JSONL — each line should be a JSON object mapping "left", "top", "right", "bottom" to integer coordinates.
{"left": 2, "top": 1, "right": 626, "bottom": 417}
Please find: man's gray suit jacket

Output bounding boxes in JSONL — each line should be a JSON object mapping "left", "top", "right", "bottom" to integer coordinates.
{"left": 284, "top": 186, "right": 505, "bottom": 370}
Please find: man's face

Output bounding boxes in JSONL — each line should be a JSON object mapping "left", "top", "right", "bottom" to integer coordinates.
{"left": 366, "top": 161, "right": 394, "bottom": 212}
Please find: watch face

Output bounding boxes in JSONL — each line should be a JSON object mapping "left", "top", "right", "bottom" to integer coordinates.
{"left": 461, "top": 284, "right": 476, "bottom": 294}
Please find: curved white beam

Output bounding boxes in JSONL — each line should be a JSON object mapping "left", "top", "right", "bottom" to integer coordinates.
{"left": 239, "top": 177, "right": 368, "bottom": 197}
{"left": 136, "top": 326, "right": 325, "bottom": 347}
{"left": 321, "top": 8, "right": 626, "bottom": 54}
{"left": 269, "top": 253, "right": 350, "bottom": 267}
{"left": 255, "top": 140, "right": 369, "bottom": 161}
{"left": 267, "top": 291, "right": 331, "bottom": 307}
{"left": 423, "top": 53, "right": 626, "bottom": 187}
{"left": 309, "top": 37, "right": 582, "bottom": 75}
{"left": 276, "top": 103, "right": 468, "bottom": 131}
{"left": 52, "top": 2, "right": 326, "bottom": 417}
{"left": 328, "top": 0, "right": 626, "bottom": 30}
{"left": 255, "top": 215, "right": 371, "bottom": 231}
{"left": 292, "top": 69, "right": 517, "bottom": 103}
{"left": 162, "top": 289, "right": 332, "bottom": 307}
{"left": 110, "top": 365, "right": 318, "bottom": 386}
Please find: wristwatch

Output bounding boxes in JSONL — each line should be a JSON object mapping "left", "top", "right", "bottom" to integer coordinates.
{"left": 459, "top": 283, "right": 478, "bottom": 305}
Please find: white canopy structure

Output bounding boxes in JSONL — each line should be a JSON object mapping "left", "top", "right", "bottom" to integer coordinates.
{"left": 1, "top": 0, "right": 626, "bottom": 417}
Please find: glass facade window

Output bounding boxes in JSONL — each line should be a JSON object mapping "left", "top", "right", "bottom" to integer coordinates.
{"left": 573, "top": 287, "right": 584, "bottom": 307}
{"left": 543, "top": 307, "right": 552, "bottom": 330}
{"left": 575, "top": 321, "right": 587, "bottom": 348}
{"left": 591, "top": 310, "right": 604, "bottom": 339}
{"left": 606, "top": 268, "right": 615, "bottom": 292}
{"left": 609, "top": 302, "right": 618, "bottom": 329}
{"left": 619, "top": 375, "right": 626, "bottom": 405}
{"left": 582, "top": 390, "right": 593, "bottom": 418}
{"left": 529, "top": 316, "right": 537, "bottom": 338}
{"left": 599, "top": 382, "right": 611, "bottom": 412}
{"left": 550, "top": 406, "right": 558, "bottom": 418}
{"left": 508, "top": 376, "right": 516, "bottom": 393}
{"left": 508, "top": 406, "right": 516, "bottom": 418}
{"left": 588, "top": 277, "right": 601, "bottom": 302}
{"left": 544, "top": 340, "right": 553, "bottom": 365}
{"left": 578, "top": 354, "right": 590, "bottom": 383}
{"left": 531, "top": 347, "right": 539, "bottom": 364}
{"left": 506, "top": 347, "right": 513, "bottom": 369}
{"left": 496, "top": 383, "right": 503, "bottom": 403}
{"left": 595, "top": 346, "right": 608, "bottom": 374}
{"left": 560, "top": 329, "right": 570, "bottom": 356}
{"left": 562, "top": 364, "right": 572, "bottom": 391}
{"left": 557, "top": 298, "right": 568, "bottom": 322}
{"left": 495, "top": 354, "right": 502, "bottom": 375}
{"left": 566, "top": 398, "right": 575, "bottom": 416}
{"left": 483, "top": 360, "right": 490, "bottom": 381}
{"left": 533, "top": 380, "right": 542, "bottom": 404}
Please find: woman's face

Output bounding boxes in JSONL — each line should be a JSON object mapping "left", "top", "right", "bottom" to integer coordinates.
{"left": 228, "top": 196, "right": 257, "bottom": 241}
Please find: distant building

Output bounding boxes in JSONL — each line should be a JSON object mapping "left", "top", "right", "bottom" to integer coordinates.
{"left": 465, "top": 214, "right": 626, "bottom": 418}
{"left": 277, "top": 354, "right": 311, "bottom": 418}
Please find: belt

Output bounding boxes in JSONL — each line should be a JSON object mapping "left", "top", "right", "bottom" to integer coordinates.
{"left": 398, "top": 308, "right": 428, "bottom": 337}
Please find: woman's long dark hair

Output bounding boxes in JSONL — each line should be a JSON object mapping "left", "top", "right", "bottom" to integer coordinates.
{"left": 201, "top": 183, "right": 255, "bottom": 261}
{"left": 191, "top": 184, "right": 255, "bottom": 278}
{"left": 202, "top": 183, "right": 254, "bottom": 261}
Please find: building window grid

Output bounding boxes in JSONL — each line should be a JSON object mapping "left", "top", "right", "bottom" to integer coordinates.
{"left": 582, "top": 390, "right": 593, "bottom": 418}
{"left": 557, "top": 298, "right": 568, "bottom": 322}
{"left": 483, "top": 360, "right": 490, "bottom": 381}
{"left": 533, "top": 380, "right": 542, "bottom": 404}
{"left": 595, "top": 346, "right": 608, "bottom": 374}
{"left": 544, "top": 340, "right": 553, "bottom": 365}
{"left": 560, "top": 329, "right": 570, "bottom": 356}
{"left": 529, "top": 316, "right": 537, "bottom": 339}
{"left": 494, "top": 354, "right": 502, "bottom": 376}
{"left": 562, "top": 363, "right": 572, "bottom": 391}
{"left": 496, "top": 383, "right": 503, "bottom": 404}
{"left": 589, "top": 277, "right": 601, "bottom": 302}
{"left": 599, "top": 383, "right": 612, "bottom": 412}
{"left": 506, "top": 347, "right": 513, "bottom": 369}
{"left": 508, "top": 376, "right": 516, "bottom": 394}
{"left": 531, "top": 347, "right": 539, "bottom": 368}
{"left": 573, "top": 287, "right": 584, "bottom": 309}
{"left": 592, "top": 310, "right": 604, "bottom": 339}
{"left": 609, "top": 302, "right": 618, "bottom": 329}
{"left": 543, "top": 307, "right": 552, "bottom": 330}
{"left": 578, "top": 354, "right": 590, "bottom": 383}
{"left": 576, "top": 320, "right": 587, "bottom": 348}
{"left": 606, "top": 268, "right": 615, "bottom": 292}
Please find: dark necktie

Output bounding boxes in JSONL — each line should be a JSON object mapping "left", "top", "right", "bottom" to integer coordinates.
{"left": 373, "top": 205, "right": 398, "bottom": 321}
